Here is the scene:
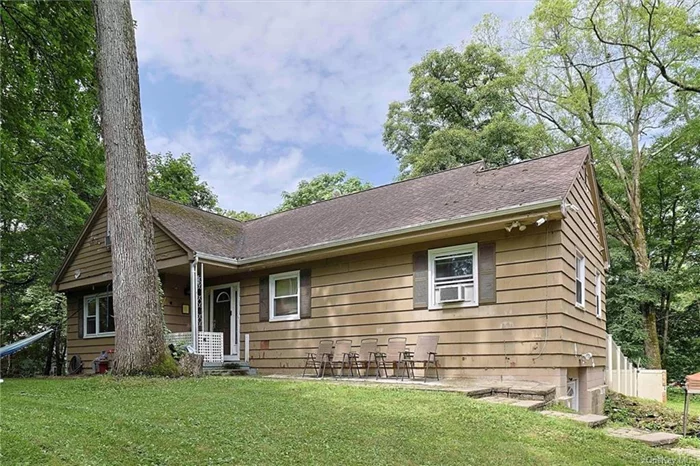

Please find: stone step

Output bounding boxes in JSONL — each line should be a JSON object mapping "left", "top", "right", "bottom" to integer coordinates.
{"left": 480, "top": 397, "right": 549, "bottom": 411}
{"left": 540, "top": 410, "right": 609, "bottom": 428}
{"left": 671, "top": 448, "right": 700, "bottom": 460}
{"left": 606, "top": 428, "right": 681, "bottom": 447}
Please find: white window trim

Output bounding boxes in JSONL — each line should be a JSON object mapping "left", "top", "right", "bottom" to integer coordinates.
{"left": 428, "top": 243, "right": 479, "bottom": 310}
{"left": 595, "top": 271, "right": 602, "bottom": 319}
{"left": 269, "top": 270, "right": 301, "bottom": 322}
{"left": 575, "top": 252, "right": 586, "bottom": 309}
{"left": 83, "top": 291, "right": 115, "bottom": 338}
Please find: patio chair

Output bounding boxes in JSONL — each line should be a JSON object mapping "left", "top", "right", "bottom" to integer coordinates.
{"left": 401, "top": 335, "right": 439, "bottom": 382}
{"left": 348, "top": 338, "right": 378, "bottom": 377}
{"left": 328, "top": 339, "right": 354, "bottom": 378}
{"left": 302, "top": 339, "right": 334, "bottom": 378}
{"left": 374, "top": 337, "right": 407, "bottom": 379}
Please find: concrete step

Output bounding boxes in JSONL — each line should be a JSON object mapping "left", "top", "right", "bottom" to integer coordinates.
{"left": 606, "top": 428, "right": 681, "bottom": 447}
{"left": 203, "top": 363, "right": 256, "bottom": 376}
{"left": 480, "top": 397, "right": 549, "bottom": 411}
{"left": 540, "top": 410, "right": 609, "bottom": 428}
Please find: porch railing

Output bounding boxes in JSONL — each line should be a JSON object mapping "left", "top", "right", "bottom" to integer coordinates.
{"left": 166, "top": 331, "right": 223, "bottom": 363}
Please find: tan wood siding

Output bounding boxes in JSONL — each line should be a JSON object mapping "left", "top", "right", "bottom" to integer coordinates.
{"left": 560, "top": 164, "right": 608, "bottom": 364}
{"left": 57, "top": 204, "right": 188, "bottom": 288}
{"left": 65, "top": 274, "right": 191, "bottom": 373}
{"left": 216, "top": 224, "right": 592, "bottom": 375}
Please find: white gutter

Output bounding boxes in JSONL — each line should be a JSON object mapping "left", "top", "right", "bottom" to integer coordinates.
{"left": 195, "top": 198, "right": 562, "bottom": 267}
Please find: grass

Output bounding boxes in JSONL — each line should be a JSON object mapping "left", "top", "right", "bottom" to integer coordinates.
{"left": 1, "top": 377, "right": 699, "bottom": 466}
{"left": 668, "top": 387, "right": 700, "bottom": 417}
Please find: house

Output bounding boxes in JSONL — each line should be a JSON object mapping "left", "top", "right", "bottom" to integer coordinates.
{"left": 52, "top": 145, "right": 609, "bottom": 413}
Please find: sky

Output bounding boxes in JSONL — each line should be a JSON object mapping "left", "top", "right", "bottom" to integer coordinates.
{"left": 132, "top": 1, "right": 536, "bottom": 214}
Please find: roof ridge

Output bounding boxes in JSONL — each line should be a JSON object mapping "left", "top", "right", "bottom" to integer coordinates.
{"left": 245, "top": 159, "right": 486, "bottom": 223}
{"left": 477, "top": 144, "right": 590, "bottom": 173}
{"left": 148, "top": 194, "right": 246, "bottom": 225}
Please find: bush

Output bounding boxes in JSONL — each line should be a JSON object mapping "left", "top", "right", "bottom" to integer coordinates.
{"left": 605, "top": 391, "right": 700, "bottom": 435}
{"left": 147, "top": 353, "right": 181, "bottom": 378}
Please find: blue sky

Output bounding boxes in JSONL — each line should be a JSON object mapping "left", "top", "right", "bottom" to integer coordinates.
{"left": 132, "top": 1, "right": 535, "bottom": 214}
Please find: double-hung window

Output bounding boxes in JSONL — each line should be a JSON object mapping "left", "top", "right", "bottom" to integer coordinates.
{"left": 575, "top": 253, "right": 586, "bottom": 308}
{"left": 269, "top": 271, "right": 300, "bottom": 321}
{"left": 84, "top": 292, "right": 115, "bottom": 337}
{"left": 595, "top": 271, "right": 602, "bottom": 318}
{"left": 428, "top": 243, "right": 478, "bottom": 309}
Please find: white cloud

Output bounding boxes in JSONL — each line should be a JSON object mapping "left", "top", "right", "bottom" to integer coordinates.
{"left": 145, "top": 128, "right": 319, "bottom": 213}
{"left": 132, "top": 1, "right": 535, "bottom": 212}
{"left": 132, "top": 1, "right": 533, "bottom": 153}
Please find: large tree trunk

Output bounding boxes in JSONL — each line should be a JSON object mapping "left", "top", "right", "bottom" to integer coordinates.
{"left": 93, "top": 0, "right": 165, "bottom": 374}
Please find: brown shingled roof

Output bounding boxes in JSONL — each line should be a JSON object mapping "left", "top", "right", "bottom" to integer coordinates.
{"left": 151, "top": 145, "right": 590, "bottom": 261}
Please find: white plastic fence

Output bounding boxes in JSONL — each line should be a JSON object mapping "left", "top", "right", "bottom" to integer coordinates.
{"left": 165, "top": 331, "right": 223, "bottom": 363}
{"left": 606, "top": 333, "right": 638, "bottom": 397}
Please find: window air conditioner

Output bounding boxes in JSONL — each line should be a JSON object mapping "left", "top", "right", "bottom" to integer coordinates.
{"left": 437, "top": 285, "right": 464, "bottom": 303}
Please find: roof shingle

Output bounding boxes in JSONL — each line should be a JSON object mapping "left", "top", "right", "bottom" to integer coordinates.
{"left": 150, "top": 146, "right": 589, "bottom": 261}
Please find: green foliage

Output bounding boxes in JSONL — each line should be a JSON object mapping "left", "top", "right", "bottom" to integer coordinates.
{"left": 215, "top": 209, "right": 260, "bottom": 222}
{"left": 0, "top": 377, "right": 689, "bottom": 465}
{"left": 383, "top": 42, "right": 551, "bottom": 178}
{"left": 516, "top": 0, "right": 700, "bottom": 369}
{"left": 146, "top": 353, "right": 181, "bottom": 378}
{"left": 147, "top": 152, "right": 218, "bottom": 210}
{"left": 605, "top": 391, "right": 700, "bottom": 435}
{"left": 275, "top": 171, "right": 372, "bottom": 212}
{"left": 0, "top": 1, "right": 102, "bottom": 376}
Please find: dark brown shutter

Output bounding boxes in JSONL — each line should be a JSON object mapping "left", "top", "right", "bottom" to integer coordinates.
{"left": 259, "top": 276, "right": 270, "bottom": 322}
{"left": 77, "top": 299, "right": 84, "bottom": 338}
{"left": 478, "top": 243, "right": 497, "bottom": 304}
{"left": 413, "top": 251, "right": 429, "bottom": 309}
{"left": 300, "top": 269, "right": 312, "bottom": 319}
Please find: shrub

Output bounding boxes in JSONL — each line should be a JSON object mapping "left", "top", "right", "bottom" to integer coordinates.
{"left": 147, "top": 353, "right": 181, "bottom": 378}
{"left": 605, "top": 391, "right": 700, "bottom": 435}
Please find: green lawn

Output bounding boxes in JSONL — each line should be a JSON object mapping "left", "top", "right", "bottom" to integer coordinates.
{"left": 1, "top": 377, "right": 697, "bottom": 466}
{"left": 668, "top": 387, "right": 700, "bottom": 417}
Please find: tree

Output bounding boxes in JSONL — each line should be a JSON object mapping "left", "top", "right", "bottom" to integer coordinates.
{"left": 383, "top": 43, "right": 551, "bottom": 179}
{"left": 1, "top": 1, "right": 103, "bottom": 375}
{"left": 93, "top": 0, "right": 165, "bottom": 374}
{"left": 590, "top": 0, "right": 700, "bottom": 94}
{"left": 275, "top": 171, "right": 372, "bottom": 212}
{"left": 515, "top": 0, "right": 700, "bottom": 368}
{"left": 147, "top": 152, "right": 218, "bottom": 210}
{"left": 216, "top": 209, "right": 260, "bottom": 222}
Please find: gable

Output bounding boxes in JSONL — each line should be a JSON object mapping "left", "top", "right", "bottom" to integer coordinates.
{"left": 562, "top": 158, "right": 609, "bottom": 269}
{"left": 54, "top": 199, "right": 190, "bottom": 290}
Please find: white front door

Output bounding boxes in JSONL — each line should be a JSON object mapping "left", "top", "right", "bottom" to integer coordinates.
{"left": 206, "top": 283, "right": 240, "bottom": 360}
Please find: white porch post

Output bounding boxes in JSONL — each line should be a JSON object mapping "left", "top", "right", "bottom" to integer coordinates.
{"left": 190, "top": 257, "right": 199, "bottom": 351}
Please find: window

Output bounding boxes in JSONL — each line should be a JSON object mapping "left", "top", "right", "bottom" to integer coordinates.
{"left": 269, "top": 271, "right": 300, "bottom": 321}
{"left": 575, "top": 253, "right": 585, "bottom": 308}
{"left": 84, "top": 292, "right": 115, "bottom": 337}
{"left": 595, "top": 271, "right": 602, "bottom": 318}
{"left": 428, "top": 243, "right": 478, "bottom": 309}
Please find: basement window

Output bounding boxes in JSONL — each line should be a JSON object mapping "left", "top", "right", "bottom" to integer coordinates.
{"left": 575, "top": 253, "right": 585, "bottom": 308}
{"left": 269, "top": 271, "right": 300, "bottom": 322}
{"left": 428, "top": 243, "right": 479, "bottom": 309}
{"left": 84, "top": 292, "right": 115, "bottom": 337}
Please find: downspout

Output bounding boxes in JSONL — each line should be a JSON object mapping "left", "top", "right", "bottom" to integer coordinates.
{"left": 190, "top": 255, "right": 198, "bottom": 351}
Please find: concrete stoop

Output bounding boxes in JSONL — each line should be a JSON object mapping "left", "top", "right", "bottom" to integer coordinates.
{"left": 606, "top": 427, "right": 681, "bottom": 447}
{"left": 540, "top": 410, "right": 609, "bottom": 428}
